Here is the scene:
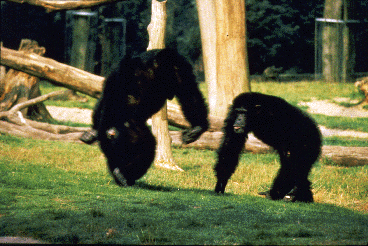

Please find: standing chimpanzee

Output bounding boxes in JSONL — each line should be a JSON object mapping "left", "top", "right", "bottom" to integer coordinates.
{"left": 80, "top": 48, "right": 208, "bottom": 187}
{"left": 214, "top": 92, "right": 321, "bottom": 202}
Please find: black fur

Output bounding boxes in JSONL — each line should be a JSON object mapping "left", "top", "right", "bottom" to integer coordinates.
{"left": 214, "top": 92, "right": 321, "bottom": 202}
{"left": 82, "top": 49, "right": 208, "bottom": 186}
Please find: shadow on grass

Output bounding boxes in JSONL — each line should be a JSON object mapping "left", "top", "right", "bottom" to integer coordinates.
{"left": 133, "top": 180, "right": 235, "bottom": 197}
{"left": 1, "top": 180, "right": 367, "bottom": 245}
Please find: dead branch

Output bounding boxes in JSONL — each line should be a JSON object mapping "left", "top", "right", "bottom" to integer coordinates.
{"left": 6, "top": 0, "right": 121, "bottom": 12}
{"left": 4, "top": 90, "right": 66, "bottom": 116}
{"left": 0, "top": 90, "right": 89, "bottom": 141}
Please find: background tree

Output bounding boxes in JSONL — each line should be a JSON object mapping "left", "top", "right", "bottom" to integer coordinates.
{"left": 213, "top": 0, "right": 250, "bottom": 118}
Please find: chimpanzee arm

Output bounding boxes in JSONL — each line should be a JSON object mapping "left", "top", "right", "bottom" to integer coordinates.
{"left": 214, "top": 132, "right": 247, "bottom": 193}
{"left": 79, "top": 97, "right": 103, "bottom": 144}
{"left": 176, "top": 80, "right": 209, "bottom": 144}
{"left": 214, "top": 106, "right": 248, "bottom": 193}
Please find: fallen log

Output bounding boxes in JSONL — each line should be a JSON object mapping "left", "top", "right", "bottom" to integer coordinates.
{"left": 0, "top": 46, "right": 104, "bottom": 98}
{"left": 321, "top": 146, "right": 368, "bottom": 167}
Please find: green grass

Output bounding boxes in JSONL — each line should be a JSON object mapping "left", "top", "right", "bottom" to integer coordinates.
{"left": 0, "top": 133, "right": 367, "bottom": 244}
{"left": 323, "top": 136, "right": 368, "bottom": 147}
{"left": 313, "top": 114, "right": 368, "bottom": 132}
{"left": 250, "top": 81, "right": 364, "bottom": 105}
{"left": 40, "top": 81, "right": 97, "bottom": 109}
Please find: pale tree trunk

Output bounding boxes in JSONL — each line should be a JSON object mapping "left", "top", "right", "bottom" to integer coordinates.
{"left": 196, "top": 0, "right": 217, "bottom": 116}
{"left": 147, "top": 0, "right": 183, "bottom": 171}
{"left": 322, "top": 0, "right": 343, "bottom": 82}
{"left": 213, "top": 0, "right": 250, "bottom": 118}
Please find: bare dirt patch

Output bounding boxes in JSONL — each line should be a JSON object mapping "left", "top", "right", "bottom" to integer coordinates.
{"left": 298, "top": 97, "right": 368, "bottom": 118}
{"left": 0, "top": 237, "right": 47, "bottom": 244}
{"left": 46, "top": 106, "right": 92, "bottom": 125}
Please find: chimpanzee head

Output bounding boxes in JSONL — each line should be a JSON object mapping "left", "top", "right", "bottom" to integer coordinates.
{"left": 233, "top": 107, "right": 247, "bottom": 134}
{"left": 231, "top": 103, "right": 262, "bottom": 134}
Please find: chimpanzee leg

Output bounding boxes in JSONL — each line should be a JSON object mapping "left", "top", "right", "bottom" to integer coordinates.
{"left": 268, "top": 150, "right": 296, "bottom": 200}
{"left": 214, "top": 134, "right": 247, "bottom": 193}
{"left": 288, "top": 159, "right": 314, "bottom": 202}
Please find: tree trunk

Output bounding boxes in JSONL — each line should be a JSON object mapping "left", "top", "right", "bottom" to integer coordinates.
{"left": 196, "top": 0, "right": 217, "bottom": 115}
{"left": 213, "top": 0, "right": 250, "bottom": 118}
{"left": 147, "top": 0, "right": 183, "bottom": 171}
{"left": 0, "top": 39, "right": 52, "bottom": 121}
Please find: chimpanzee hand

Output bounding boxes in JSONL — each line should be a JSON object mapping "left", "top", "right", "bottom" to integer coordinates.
{"left": 181, "top": 126, "right": 205, "bottom": 144}
{"left": 80, "top": 129, "right": 98, "bottom": 144}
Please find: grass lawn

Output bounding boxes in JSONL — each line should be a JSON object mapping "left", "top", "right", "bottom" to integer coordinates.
{"left": 0, "top": 133, "right": 367, "bottom": 244}
{"left": 0, "top": 81, "right": 367, "bottom": 244}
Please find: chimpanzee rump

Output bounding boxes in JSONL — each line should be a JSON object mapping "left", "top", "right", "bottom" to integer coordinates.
{"left": 214, "top": 92, "right": 321, "bottom": 202}
{"left": 80, "top": 48, "right": 209, "bottom": 186}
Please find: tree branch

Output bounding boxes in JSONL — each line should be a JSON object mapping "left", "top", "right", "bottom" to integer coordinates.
{"left": 6, "top": 0, "right": 120, "bottom": 12}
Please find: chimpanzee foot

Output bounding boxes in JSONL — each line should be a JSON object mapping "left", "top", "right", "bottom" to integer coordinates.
{"left": 80, "top": 129, "right": 98, "bottom": 144}
{"left": 258, "top": 187, "right": 312, "bottom": 203}
{"left": 285, "top": 187, "right": 314, "bottom": 203}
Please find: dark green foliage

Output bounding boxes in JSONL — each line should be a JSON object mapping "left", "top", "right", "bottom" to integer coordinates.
{"left": 3, "top": 0, "right": 368, "bottom": 74}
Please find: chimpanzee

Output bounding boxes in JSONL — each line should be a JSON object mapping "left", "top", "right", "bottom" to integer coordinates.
{"left": 80, "top": 48, "right": 208, "bottom": 186}
{"left": 214, "top": 92, "right": 321, "bottom": 202}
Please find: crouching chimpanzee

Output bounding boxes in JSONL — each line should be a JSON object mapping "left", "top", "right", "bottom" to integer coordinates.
{"left": 80, "top": 48, "right": 208, "bottom": 187}
{"left": 214, "top": 92, "right": 321, "bottom": 202}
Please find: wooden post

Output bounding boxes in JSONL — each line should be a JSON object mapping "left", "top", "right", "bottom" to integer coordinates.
{"left": 196, "top": 0, "right": 218, "bottom": 115}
